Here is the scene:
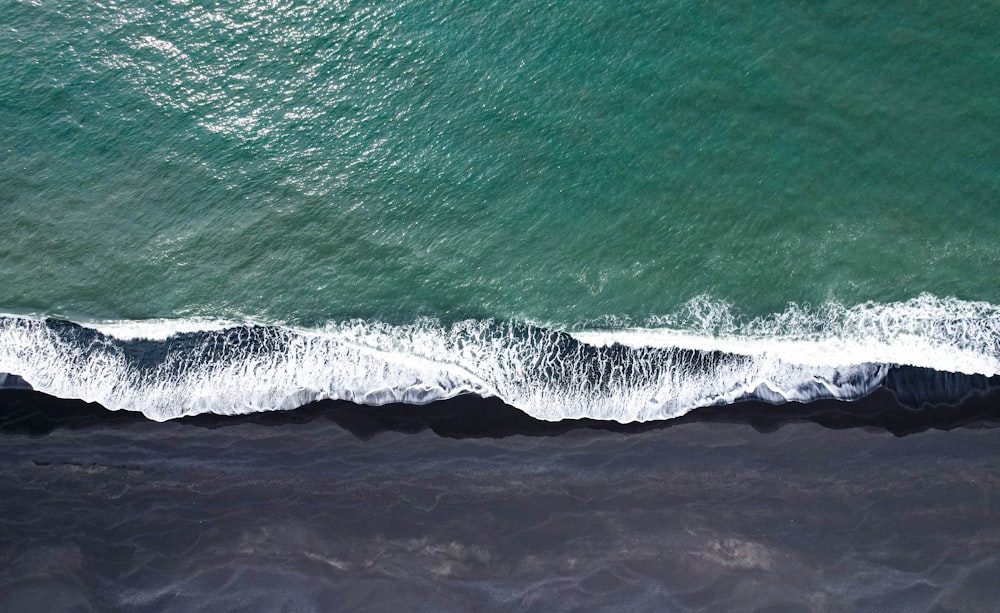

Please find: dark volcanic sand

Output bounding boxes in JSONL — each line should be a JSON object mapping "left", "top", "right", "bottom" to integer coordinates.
{"left": 1, "top": 390, "right": 999, "bottom": 612}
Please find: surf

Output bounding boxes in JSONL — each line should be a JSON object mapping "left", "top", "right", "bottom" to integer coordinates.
{"left": 0, "top": 295, "right": 997, "bottom": 423}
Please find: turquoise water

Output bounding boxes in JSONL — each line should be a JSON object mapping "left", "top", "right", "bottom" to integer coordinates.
{"left": 3, "top": 0, "right": 998, "bottom": 327}
{"left": 1, "top": 1, "right": 999, "bottom": 420}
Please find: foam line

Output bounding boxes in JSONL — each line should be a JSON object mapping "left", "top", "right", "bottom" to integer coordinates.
{"left": 0, "top": 294, "right": 997, "bottom": 422}
{"left": 571, "top": 294, "right": 1000, "bottom": 375}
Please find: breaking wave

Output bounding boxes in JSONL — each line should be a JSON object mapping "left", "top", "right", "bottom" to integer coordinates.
{"left": 1, "top": 295, "right": 998, "bottom": 422}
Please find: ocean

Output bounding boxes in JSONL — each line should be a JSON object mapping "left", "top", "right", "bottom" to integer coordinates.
{"left": 1, "top": 0, "right": 999, "bottom": 610}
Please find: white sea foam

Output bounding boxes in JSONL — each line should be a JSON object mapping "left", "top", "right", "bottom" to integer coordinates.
{"left": 573, "top": 294, "right": 1000, "bottom": 376}
{"left": 89, "top": 318, "right": 245, "bottom": 341}
{"left": 0, "top": 295, "right": 997, "bottom": 422}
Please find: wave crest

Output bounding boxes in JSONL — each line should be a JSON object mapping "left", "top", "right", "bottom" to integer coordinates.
{"left": 1, "top": 295, "right": 998, "bottom": 422}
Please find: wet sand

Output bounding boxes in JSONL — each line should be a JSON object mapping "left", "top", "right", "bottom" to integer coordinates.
{"left": 1, "top": 390, "right": 999, "bottom": 611}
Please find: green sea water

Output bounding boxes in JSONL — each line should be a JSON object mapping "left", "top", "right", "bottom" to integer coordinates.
{"left": 2, "top": 0, "right": 998, "bottom": 328}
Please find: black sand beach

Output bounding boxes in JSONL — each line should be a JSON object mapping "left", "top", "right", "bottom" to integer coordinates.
{"left": 1, "top": 389, "right": 999, "bottom": 611}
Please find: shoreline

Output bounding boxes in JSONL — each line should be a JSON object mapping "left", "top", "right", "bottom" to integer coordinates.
{"left": 3, "top": 381, "right": 999, "bottom": 439}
